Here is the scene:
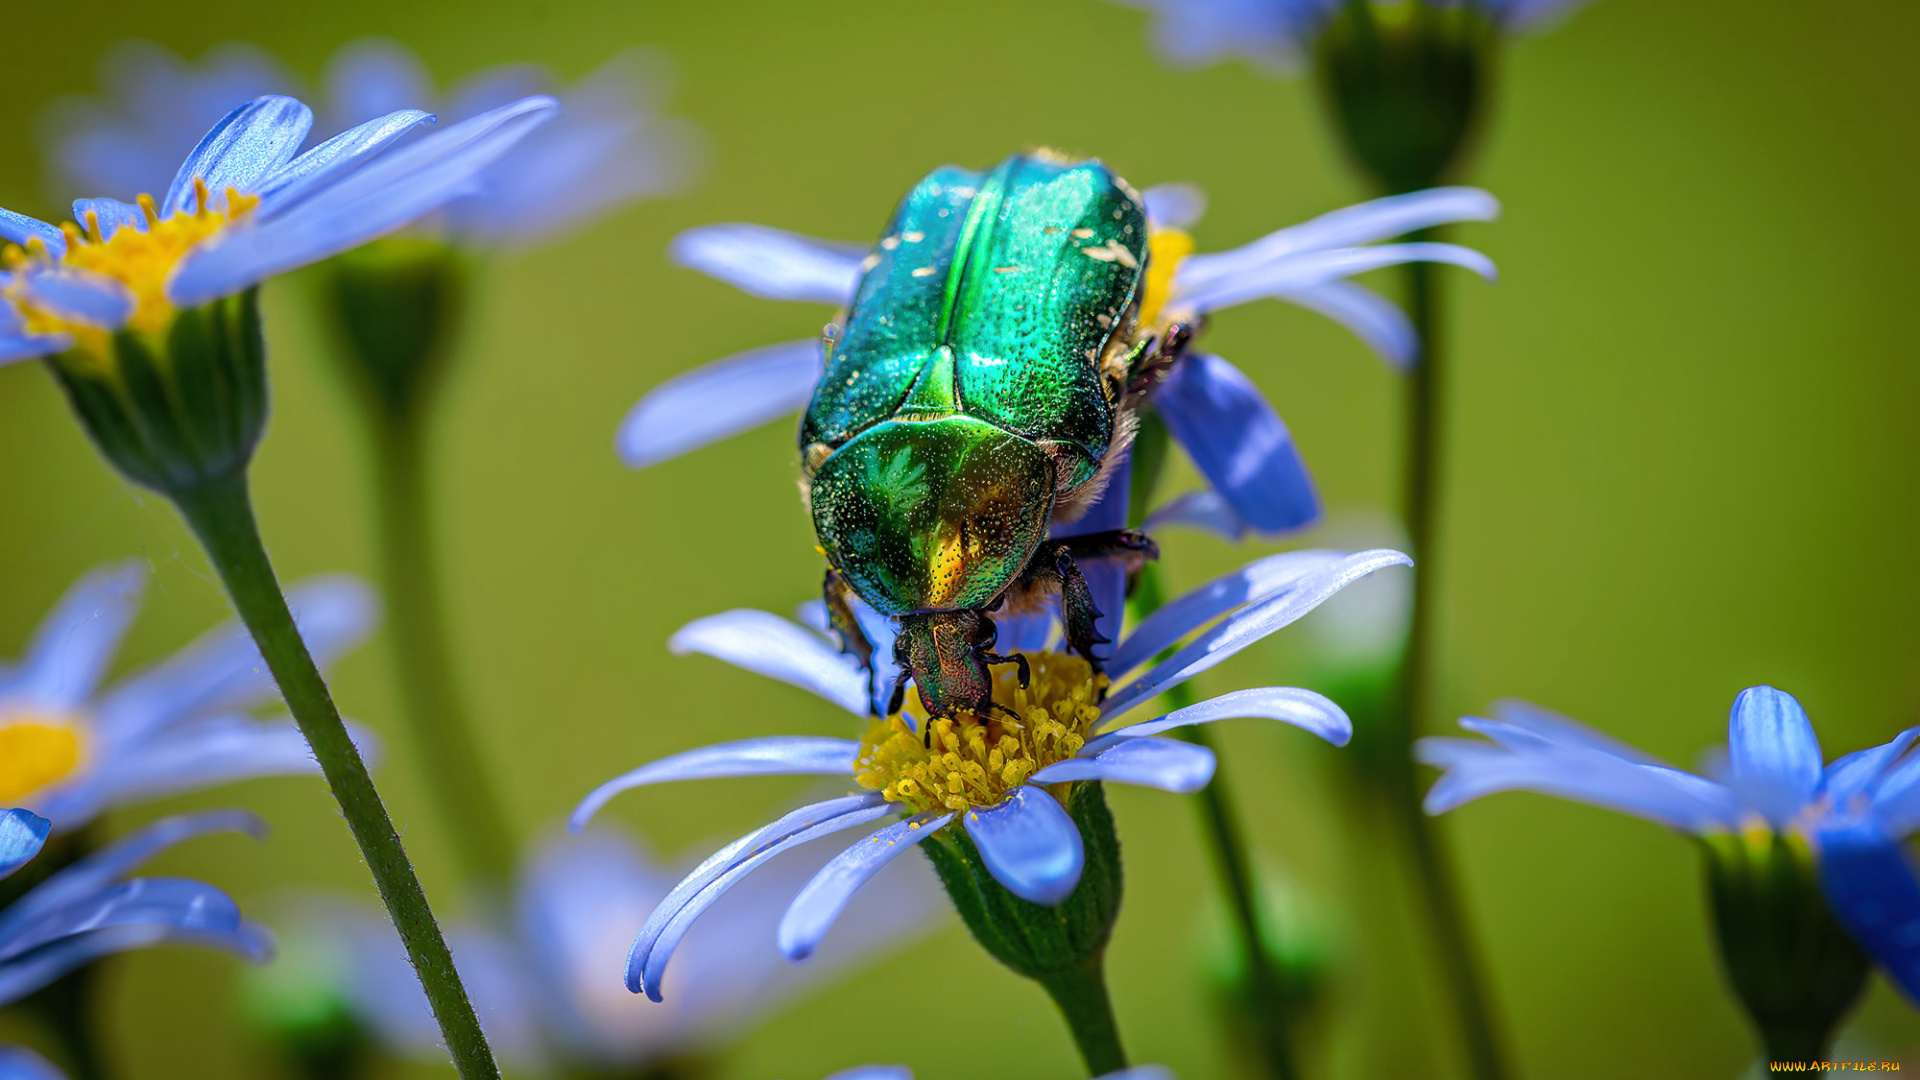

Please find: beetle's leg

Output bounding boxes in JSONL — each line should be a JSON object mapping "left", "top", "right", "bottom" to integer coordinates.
{"left": 824, "top": 567, "right": 880, "bottom": 714}
{"left": 979, "top": 649, "right": 1031, "bottom": 689}
{"left": 1056, "top": 528, "right": 1161, "bottom": 567}
{"left": 1024, "top": 531, "right": 1160, "bottom": 671}
{"left": 1125, "top": 320, "right": 1197, "bottom": 399}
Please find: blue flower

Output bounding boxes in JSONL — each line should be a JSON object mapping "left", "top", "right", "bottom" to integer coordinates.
{"left": 0, "top": 807, "right": 273, "bottom": 1074}
{"left": 1113, "top": 0, "right": 1592, "bottom": 71}
{"left": 1418, "top": 686, "right": 1920, "bottom": 1000}
{"left": 298, "top": 824, "right": 934, "bottom": 1073}
{"left": 0, "top": 562, "right": 377, "bottom": 831}
{"left": 1, "top": 91, "right": 557, "bottom": 366}
{"left": 572, "top": 547, "right": 1407, "bottom": 1000}
{"left": 320, "top": 39, "right": 698, "bottom": 247}
{"left": 618, "top": 181, "right": 1494, "bottom": 537}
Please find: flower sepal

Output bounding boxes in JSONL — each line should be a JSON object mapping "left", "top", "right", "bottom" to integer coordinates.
{"left": 49, "top": 288, "right": 266, "bottom": 495}
{"left": 921, "top": 780, "right": 1123, "bottom": 982}
{"left": 1702, "top": 827, "right": 1870, "bottom": 1062}
{"left": 1315, "top": 1, "right": 1497, "bottom": 194}
{"left": 322, "top": 236, "right": 467, "bottom": 424}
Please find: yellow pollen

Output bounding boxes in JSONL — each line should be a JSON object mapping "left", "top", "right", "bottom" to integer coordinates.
{"left": 853, "top": 651, "right": 1108, "bottom": 814}
{"left": 0, "top": 713, "right": 86, "bottom": 804}
{"left": 2, "top": 178, "right": 259, "bottom": 368}
{"left": 1138, "top": 228, "right": 1195, "bottom": 331}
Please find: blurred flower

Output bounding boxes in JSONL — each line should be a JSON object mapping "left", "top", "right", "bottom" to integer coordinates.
{"left": 0, "top": 807, "right": 273, "bottom": 1074}
{"left": 0, "top": 561, "right": 376, "bottom": 831}
{"left": 1420, "top": 686, "right": 1919, "bottom": 1053}
{"left": 572, "top": 547, "right": 1407, "bottom": 998}
{"left": 1, "top": 92, "right": 556, "bottom": 368}
{"left": 619, "top": 182, "right": 1493, "bottom": 536}
{"left": 321, "top": 39, "right": 699, "bottom": 248}
{"left": 1112, "top": 0, "right": 1590, "bottom": 71}
{"left": 293, "top": 823, "right": 933, "bottom": 1074}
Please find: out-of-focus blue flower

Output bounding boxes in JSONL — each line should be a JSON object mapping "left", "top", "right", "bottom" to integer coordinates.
{"left": 1419, "top": 686, "right": 1920, "bottom": 1000}
{"left": 1, "top": 92, "right": 557, "bottom": 366}
{"left": 0, "top": 562, "right": 378, "bottom": 831}
{"left": 1113, "top": 0, "right": 1592, "bottom": 71}
{"left": 320, "top": 39, "right": 699, "bottom": 248}
{"left": 571, "top": 547, "right": 1406, "bottom": 999}
{"left": 304, "top": 823, "right": 934, "bottom": 1073}
{"left": 0, "top": 807, "right": 273, "bottom": 1072}
{"left": 617, "top": 183, "right": 1494, "bottom": 537}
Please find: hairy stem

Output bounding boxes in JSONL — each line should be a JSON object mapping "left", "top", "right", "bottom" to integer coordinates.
{"left": 171, "top": 471, "right": 499, "bottom": 1080}
{"left": 1391, "top": 250, "right": 1509, "bottom": 1080}
{"left": 370, "top": 415, "right": 516, "bottom": 894}
{"left": 1036, "top": 953, "right": 1129, "bottom": 1077}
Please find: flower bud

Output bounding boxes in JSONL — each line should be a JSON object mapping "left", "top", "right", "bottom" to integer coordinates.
{"left": 238, "top": 918, "right": 370, "bottom": 1080}
{"left": 1315, "top": 1, "right": 1497, "bottom": 194}
{"left": 1702, "top": 827, "right": 1870, "bottom": 1062}
{"left": 920, "top": 780, "right": 1123, "bottom": 980}
{"left": 47, "top": 289, "right": 267, "bottom": 495}
{"left": 321, "top": 237, "right": 467, "bottom": 425}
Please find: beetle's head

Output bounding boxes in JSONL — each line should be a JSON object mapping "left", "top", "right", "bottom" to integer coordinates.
{"left": 810, "top": 416, "right": 1055, "bottom": 617}
{"left": 893, "top": 610, "right": 996, "bottom": 719}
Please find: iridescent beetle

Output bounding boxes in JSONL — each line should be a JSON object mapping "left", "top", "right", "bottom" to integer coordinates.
{"left": 806, "top": 151, "right": 1186, "bottom": 721}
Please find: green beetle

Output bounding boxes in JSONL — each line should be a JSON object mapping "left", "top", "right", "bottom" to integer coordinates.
{"left": 806, "top": 151, "right": 1185, "bottom": 721}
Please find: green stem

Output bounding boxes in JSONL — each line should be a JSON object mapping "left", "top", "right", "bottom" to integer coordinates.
{"left": 1133, "top": 565, "right": 1300, "bottom": 1080}
{"left": 1391, "top": 251, "right": 1509, "bottom": 1080}
{"left": 370, "top": 415, "right": 517, "bottom": 895}
{"left": 1035, "top": 953, "right": 1129, "bottom": 1076}
{"left": 170, "top": 470, "right": 499, "bottom": 1080}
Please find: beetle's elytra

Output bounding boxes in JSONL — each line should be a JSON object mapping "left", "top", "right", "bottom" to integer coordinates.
{"left": 804, "top": 151, "right": 1180, "bottom": 721}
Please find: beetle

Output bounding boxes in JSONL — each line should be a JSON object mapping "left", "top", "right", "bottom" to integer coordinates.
{"left": 804, "top": 151, "right": 1190, "bottom": 721}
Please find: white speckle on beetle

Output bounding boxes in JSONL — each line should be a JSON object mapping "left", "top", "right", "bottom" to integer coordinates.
{"left": 912, "top": 266, "right": 937, "bottom": 277}
{"left": 903, "top": 230, "right": 926, "bottom": 243}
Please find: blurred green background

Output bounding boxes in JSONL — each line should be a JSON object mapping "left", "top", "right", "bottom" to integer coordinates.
{"left": 3, "top": 0, "right": 1919, "bottom": 1076}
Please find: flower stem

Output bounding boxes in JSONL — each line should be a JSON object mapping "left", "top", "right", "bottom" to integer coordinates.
{"left": 1035, "top": 953, "right": 1129, "bottom": 1077}
{"left": 1138, "top": 570, "right": 1302, "bottom": 1080}
{"left": 170, "top": 470, "right": 499, "bottom": 1080}
{"left": 1391, "top": 250, "right": 1509, "bottom": 1080}
{"left": 369, "top": 414, "right": 516, "bottom": 895}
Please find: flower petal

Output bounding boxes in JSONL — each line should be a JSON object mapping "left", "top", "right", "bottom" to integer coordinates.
{"left": 0, "top": 810, "right": 50, "bottom": 882}
{"left": 162, "top": 95, "right": 314, "bottom": 215}
{"left": 12, "top": 561, "right": 144, "bottom": 710}
{"left": 1272, "top": 280, "right": 1417, "bottom": 370}
{"left": 569, "top": 736, "right": 859, "bottom": 831}
{"left": 670, "top": 223, "right": 866, "bottom": 305}
{"left": 72, "top": 198, "right": 148, "bottom": 240}
{"left": 0, "top": 208, "right": 68, "bottom": 260}
{"left": 1416, "top": 734, "right": 1736, "bottom": 830}
{"left": 95, "top": 576, "right": 377, "bottom": 746}
{"left": 81, "top": 715, "right": 378, "bottom": 814}
{"left": 1156, "top": 352, "right": 1319, "bottom": 533}
{"left": 668, "top": 609, "right": 870, "bottom": 716}
{"left": 253, "top": 109, "right": 437, "bottom": 211}
{"left": 963, "top": 787, "right": 1084, "bottom": 906}
{"left": 15, "top": 269, "right": 135, "bottom": 330}
{"left": 0, "top": 1046, "right": 66, "bottom": 1080}
{"left": 628, "top": 794, "right": 891, "bottom": 1001}
{"left": 0, "top": 332, "right": 68, "bottom": 365}
{"left": 1727, "top": 685, "right": 1824, "bottom": 827}
{"left": 0, "top": 874, "right": 248, "bottom": 963}
{"left": 0, "top": 810, "right": 264, "bottom": 943}
{"left": 1823, "top": 728, "right": 1920, "bottom": 804}
{"left": 1143, "top": 489, "right": 1253, "bottom": 542}
{"left": 1090, "top": 686, "right": 1350, "bottom": 749}
{"left": 1103, "top": 549, "right": 1411, "bottom": 721}
{"left": 1031, "top": 736, "right": 1215, "bottom": 793}
{"left": 778, "top": 810, "right": 951, "bottom": 961}
{"left": 1142, "top": 182, "right": 1206, "bottom": 230}
{"left": 0, "top": 917, "right": 274, "bottom": 1004}
{"left": 169, "top": 96, "right": 558, "bottom": 307}
{"left": 618, "top": 339, "right": 823, "bottom": 468}
{"left": 825, "top": 1068, "right": 913, "bottom": 1080}
{"left": 324, "top": 38, "right": 437, "bottom": 128}
{"left": 1109, "top": 549, "right": 1355, "bottom": 680}
{"left": 1489, "top": 699, "right": 1673, "bottom": 766}
{"left": 1175, "top": 243, "right": 1496, "bottom": 315}
{"left": 1175, "top": 187, "right": 1500, "bottom": 296}
{"left": 1815, "top": 811, "right": 1920, "bottom": 1004}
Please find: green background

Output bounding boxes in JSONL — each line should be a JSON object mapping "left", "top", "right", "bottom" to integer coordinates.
{"left": 2, "top": 0, "right": 1918, "bottom": 1076}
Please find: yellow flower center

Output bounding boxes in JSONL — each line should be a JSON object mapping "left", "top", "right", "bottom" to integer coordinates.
{"left": 2, "top": 179, "right": 258, "bottom": 368}
{"left": 1138, "top": 227, "right": 1195, "bottom": 331}
{"left": 854, "top": 651, "right": 1108, "bottom": 814}
{"left": 0, "top": 712, "right": 87, "bottom": 804}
